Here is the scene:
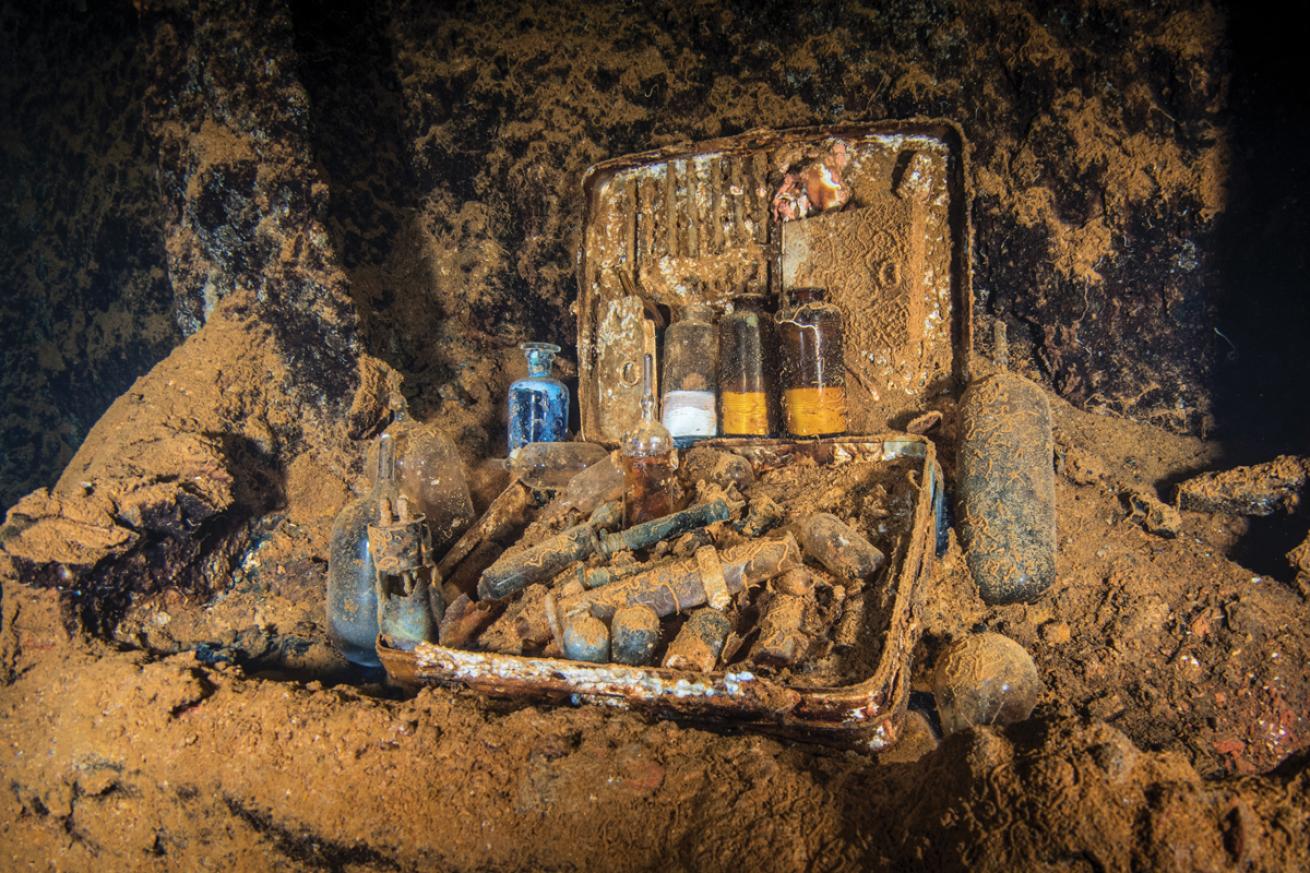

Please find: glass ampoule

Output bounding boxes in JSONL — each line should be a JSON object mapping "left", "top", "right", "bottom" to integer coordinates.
{"left": 622, "top": 354, "right": 678, "bottom": 526}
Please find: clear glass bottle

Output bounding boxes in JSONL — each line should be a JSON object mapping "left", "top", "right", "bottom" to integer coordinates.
{"left": 717, "top": 294, "right": 777, "bottom": 437}
{"left": 661, "top": 304, "right": 718, "bottom": 445}
{"left": 622, "top": 354, "right": 678, "bottom": 526}
{"left": 776, "top": 287, "right": 848, "bottom": 437}
{"left": 507, "top": 341, "right": 570, "bottom": 454}
{"left": 327, "top": 432, "right": 398, "bottom": 668}
{"left": 384, "top": 394, "right": 476, "bottom": 554}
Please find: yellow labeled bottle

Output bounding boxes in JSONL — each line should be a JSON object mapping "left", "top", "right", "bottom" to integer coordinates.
{"left": 717, "top": 294, "right": 776, "bottom": 437}
{"left": 776, "top": 287, "right": 847, "bottom": 437}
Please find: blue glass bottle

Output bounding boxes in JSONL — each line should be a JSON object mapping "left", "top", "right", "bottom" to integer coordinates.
{"left": 508, "top": 341, "right": 569, "bottom": 454}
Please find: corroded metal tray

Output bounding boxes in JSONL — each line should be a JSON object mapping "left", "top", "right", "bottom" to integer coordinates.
{"left": 380, "top": 436, "right": 939, "bottom": 751}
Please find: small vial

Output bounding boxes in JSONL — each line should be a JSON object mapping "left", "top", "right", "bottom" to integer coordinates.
{"left": 661, "top": 304, "right": 718, "bottom": 444}
{"left": 507, "top": 341, "right": 569, "bottom": 454}
{"left": 717, "top": 294, "right": 777, "bottom": 437}
{"left": 622, "top": 354, "right": 678, "bottom": 526}
{"left": 776, "top": 288, "right": 847, "bottom": 437}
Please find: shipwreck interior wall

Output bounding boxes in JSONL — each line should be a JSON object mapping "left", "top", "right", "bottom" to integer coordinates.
{"left": 3, "top": 0, "right": 1310, "bottom": 869}
{"left": 10, "top": 0, "right": 1310, "bottom": 510}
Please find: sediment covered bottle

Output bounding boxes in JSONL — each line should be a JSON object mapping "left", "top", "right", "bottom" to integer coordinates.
{"left": 956, "top": 371, "right": 1056, "bottom": 604}
{"left": 622, "top": 354, "right": 679, "bottom": 526}
{"left": 661, "top": 304, "right": 718, "bottom": 444}
{"left": 776, "top": 288, "right": 847, "bottom": 437}
{"left": 327, "top": 433, "right": 400, "bottom": 668}
{"left": 717, "top": 294, "right": 777, "bottom": 437}
{"left": 508, "top": 341, "right": 570, "bottom": 454}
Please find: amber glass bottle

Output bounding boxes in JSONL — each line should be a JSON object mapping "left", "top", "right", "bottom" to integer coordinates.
{"left": 661, "top": 304, "right": 718, "bottom": 444}
{"left": 776, "top": 287, "right": 848, "bottom": 437}
{"left": 718, "top": 294, "right": 776, "bottom": 437}
{"left": 622, "top": 354, "right": 678, "bottom": 526}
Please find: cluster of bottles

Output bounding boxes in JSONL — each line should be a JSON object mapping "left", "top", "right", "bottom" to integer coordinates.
{"left": 654, "top": 286, "right": 850, "bottom": 443}
{"left": 329, "top": 290, "right": 847, "bottom": 668}
{"left": 501, "top": 288, "right": 848, "bottom": 526}
{"left": 327, "top": 398, "right": 476, "bottom": 668}
{"left": 502, "top": 287, "right": 849, "bottom": 454}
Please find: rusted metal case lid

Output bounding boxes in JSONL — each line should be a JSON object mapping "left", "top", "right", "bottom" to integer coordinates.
{"left": 577, "top": 120, "right": 973, "bottom": 443}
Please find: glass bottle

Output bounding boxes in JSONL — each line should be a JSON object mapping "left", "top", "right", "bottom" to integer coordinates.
{"left": 507, "top": 341, "right": 570, "bottom": 454}
{"left": 384, "top": 394, "right": 476, "bottom": 554}
{"left": 327, "top": 433, "right": 399, "bottom": 669}
{"left": 622, "top": 354, "right": 678, "bottom": 526}
{"left": 776, "top": 287, "right": 848, "bottom": 437}
{"left": 660, "top": 304, "right": 718, "bottom": 445}
{"left": 717, "top": 294, "right": 777, "bottom": 437}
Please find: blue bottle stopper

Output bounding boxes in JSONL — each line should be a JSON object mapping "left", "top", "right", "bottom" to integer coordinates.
{"left": 508, "top": 341, "right": 569, "bottom": 454}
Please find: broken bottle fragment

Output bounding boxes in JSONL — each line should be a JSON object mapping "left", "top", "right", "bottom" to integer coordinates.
{"left": 508, "top": 341, "right": 569, "bottom": 454}
{"left": 798, "top": 513, "right": 885, "bottom": 583}
{"left": 777, "top": 288, "right": 848, "bottom": 437}
{"left": 661, "top": 303, "right": 718, "bottom": 445}
{"left": 327, "top": 433, "right": 399, "bottom": 668}
{"left": 663, "top": 608, "right": 734, "bottom": 672}
{"left": 622, "top": 354, "right": 678, "bottom": 526}
{"left": 718, "top": 294, "right": 777, "bottom": 437}
{"left": 508, "top": 440, "right": 609, "bottom": 491}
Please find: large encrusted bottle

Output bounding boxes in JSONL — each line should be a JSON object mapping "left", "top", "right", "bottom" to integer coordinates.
{"left": 661, "top": 304, "right": 718, "bottom": 445}
{"left": 384, "top": 393, "right": 476, "bottom": 554}
{"left": 776, "top": 287, "right": 848, "bottom": 437}
{"left": 622, "top": 354, "right": 678, "bottom": 526}
{"left": 717, "top": 294, "right": 777, "bottom": 437}
{"left": 327, "top": 432, "right": 399, "bottom": 668}
{"left": 507, "top": 341, "right": 570, "bottom": 454}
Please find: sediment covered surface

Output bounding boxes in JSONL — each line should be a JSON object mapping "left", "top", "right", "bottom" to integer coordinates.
{"left": 4, "top": 0, "right": 1310, "bottom": 869}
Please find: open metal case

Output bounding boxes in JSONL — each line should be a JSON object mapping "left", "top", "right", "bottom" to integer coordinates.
{"left": 379, "top": 120, "right": 973, "bottom": 751}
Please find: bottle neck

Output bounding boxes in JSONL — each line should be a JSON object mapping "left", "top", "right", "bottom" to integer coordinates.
{"left": 387, "top": 389, "right": 410, "bottom": 424}
{"left": 521, "top": 342, "right": 561, "bottom": 379}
